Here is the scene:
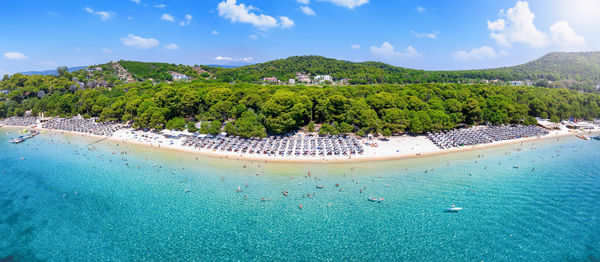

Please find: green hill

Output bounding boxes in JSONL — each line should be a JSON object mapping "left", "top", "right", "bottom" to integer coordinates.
{"left": 207, "top": 52, "right": 600, "bottom": 91}
{"left": 115, "top": 61, "right": 201, "bottom": 81}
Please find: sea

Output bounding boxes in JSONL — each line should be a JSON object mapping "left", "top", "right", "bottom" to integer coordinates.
{"left": 0, "top": 128, "right": 599, "bottom": 261}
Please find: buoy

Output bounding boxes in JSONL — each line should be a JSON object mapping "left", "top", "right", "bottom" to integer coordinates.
{"left": 299, "top": 204, "right": 303, "bottom": 209}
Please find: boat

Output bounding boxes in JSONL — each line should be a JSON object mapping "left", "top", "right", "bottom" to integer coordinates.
{"left": 367, "top": 197, "right": 384, "bottom": 203}
{"left": 444, "top": 205, "right": 462, "bottom": 212}
{"left": 576, "top": 134, "right": 591, "bottom": 141}
{"left": 593, "top": 136, "right": 600, "bottom": 141}
{"left": 316, "top": 185, "right": 324, "bottom": 189}
{"left": 10, "top": 137, "right": 24, "bottom": 144}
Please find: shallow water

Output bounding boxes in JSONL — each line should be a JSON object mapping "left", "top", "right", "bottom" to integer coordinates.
{"left": 0, "top": 129, "right": 599, "bottom": 261}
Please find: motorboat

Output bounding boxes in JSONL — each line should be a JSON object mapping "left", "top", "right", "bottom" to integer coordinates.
{"left": 444, "top": 205, "right": 462, "bottom": 212}
{"left": 367, "top": 197, "right": 384, "bottom": 203}
{"left": 10, "top": 137, "right": 24, "bottom": 144}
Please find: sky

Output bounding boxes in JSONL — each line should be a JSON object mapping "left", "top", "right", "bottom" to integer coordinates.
{"left": 1, "top": 0, "right": 599, "bottom": 74}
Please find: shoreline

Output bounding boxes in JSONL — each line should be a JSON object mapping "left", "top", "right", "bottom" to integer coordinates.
{"left": 3, "top": 124, "right": 597, "bottom": 163}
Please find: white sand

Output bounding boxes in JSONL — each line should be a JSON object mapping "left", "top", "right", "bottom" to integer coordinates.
{"left": 3, "top": 124, "right": 597, "bottom": 163}
{"left": 106, "top": 125, "right": 595, "bottom": 163}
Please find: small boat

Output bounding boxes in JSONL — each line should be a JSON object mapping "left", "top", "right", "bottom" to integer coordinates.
{"left": 593, "top": 136, "right": 600, "bottom": 141}
{"left": 316, "top": 185, "right": 324, "bottom": 189}
{"left": 445, "top": 205, "right": 462, "bottom": 212}
{"left": 10, "top": 137, "right": 24, "bottom": 144}
{"left": 367, "top": 197, "right": 384, "bottom": 203}
{"left": 576, "top": 135, "right": 591, "bottom": 141}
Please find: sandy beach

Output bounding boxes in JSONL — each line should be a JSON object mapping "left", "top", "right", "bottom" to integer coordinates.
{"left": 3, "top": 123, "right": 597, "bottom": 163}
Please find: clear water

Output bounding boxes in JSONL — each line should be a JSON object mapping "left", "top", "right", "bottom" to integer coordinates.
{"left": 0, "top": 129, "right": 599, "bottom": 261}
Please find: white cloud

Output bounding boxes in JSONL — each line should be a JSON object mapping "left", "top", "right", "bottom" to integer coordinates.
{"left": 38, "top": 60, "right": 57, "bottom": 67}
{"left": 249, "top": 34, "right": 259, "bottom": 40}
{"left": 130, "top": 0, "right": 140, "bottom": 4}
{"left": 413, "top": 31, "right": 438, "bottom": 39}
{"left": 4, "top": 52, "right": 28, "bottom": 60}
{"left": 102, "top": 48, "right": 112, "bottom": 53}
{"left": 153, "top": 4, "right": 166, "bottom": 8}
{"left": 370, "top": 42, "right": 420, "bottom": 59}
{"left": 417, "top": 6, "right": 426, "bottom": 12}
{"left": 297, "top": 0, "right": 310, "bottom": 4}
{"left": 453, "top": 46, "right": 507, "bottom": 60}
{"left": 318, "top": 0, "right": 368, "bottom": 9}
{"left": 215, "top": 56, "right": 233, "bottom": 61}
{"left": 550, "top": 21, "right": 585, "bottom": 47}
{"left": 300, "top": 6, "right": 316, "bottom": 16}
{"left": 487, "top": 1, "right": 548, "bottom": 48}
{"left": 279, "top": 16, "right": 295, "bottom": 28}
{"left": 161, "top": 14, "right": 175, "bottom": 22}
{"left": 85, "top": 7, "right": 115, "bottom": 21}
{"left": 212, "top": 30, "right": 220, "bottom": 35}
{"left": 217, "top": 0, "right": 280, "bottom": 30}
{"left": 351, "top": 44, "right": 360, "bottom": 50}
{"left": 180, "top": 14, "right": 193, "bottom": 26}
{"left": 487, "top": 18, "right": 505, "bottom": 31}
{"left": 127, "top": 16, "right": 134, "bottom": 20}
{"left": 164, "top": 43, "right": 179, "bottom": 50}
{"left": 215, "top": 56, "right": 253, "bottom": 62}
{"left": 121, "top": 34, "right": 160, "bottom": 49}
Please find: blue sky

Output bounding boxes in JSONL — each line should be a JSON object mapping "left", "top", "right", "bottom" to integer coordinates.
{"left": 1, "top": 0, "right": 599, "bottom": 74}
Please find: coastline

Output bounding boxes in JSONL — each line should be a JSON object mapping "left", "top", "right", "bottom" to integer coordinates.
{"left": 3, "top": 124, "right": 597, "bottom": 163}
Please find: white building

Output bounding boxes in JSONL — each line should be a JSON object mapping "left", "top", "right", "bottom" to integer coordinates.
{"left": 314, "top": 75, "right": 332, "bottom": 81}
{"left": 288, "top": 79, "right": 296, "bottom": 84}
{"left": 170, "top": 72, "right": 190, "bottom": 81}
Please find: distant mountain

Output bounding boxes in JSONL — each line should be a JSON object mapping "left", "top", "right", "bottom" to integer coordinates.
{"left": 19, "top": 66, "right": 86, "bottom": 76}
{"left": 203, "top": 64, "right": 240, "bottom": 68}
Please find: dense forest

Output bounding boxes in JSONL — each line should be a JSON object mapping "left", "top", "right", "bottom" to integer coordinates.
{"left": 1, "top": 72, "right": 600, "bottom": 138}
{"left": 55, "top": 52, "right": 600, "bottom": 93}
{"left": 117, "top": 61, "right": 202, "bottom": 81}
{"left": 205, "top": 52, "right": 600, "bottom": 91}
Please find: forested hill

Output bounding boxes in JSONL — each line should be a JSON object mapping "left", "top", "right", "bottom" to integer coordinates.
{"left": 450, "top": 52, "right": 600, "bottom": 87}
{"left": 208, "top": 56, "right": 428, "bottom": 84}
{"left": 208, "top": 52, "right": 600, "bottom": 90}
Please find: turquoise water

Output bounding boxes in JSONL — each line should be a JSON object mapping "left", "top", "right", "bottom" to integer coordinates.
{"left": 0, "top": 129, "right": 599, "bottom": 261}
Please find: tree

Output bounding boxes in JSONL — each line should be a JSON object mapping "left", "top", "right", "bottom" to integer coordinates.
{"left": 550, "top": 115, "right": 560, "bottom": 123}
{"left": 166, "top": 117, "right": 186, "bottom": 131}
{"left": 224, "top": 122, "right": 236, "bottom": 134}
{"left": 187, "top": 122, "right": 198, "bottom": 133}
{"left": 57, "top": 66, "right": 68, "bottom": 77}
{"left": 307, "top": 121, "right": 315, "bottom": 132}
{"left": 208, "top": 120, "right": 222, "bottom": 135}
{"left": 382, "top": 128, "right": 392, "bottom": 138}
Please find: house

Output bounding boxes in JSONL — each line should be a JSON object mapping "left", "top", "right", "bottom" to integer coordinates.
{"left": 314, "top": 75, "right": 332, "bottom": 82}
{"left": 263, "top": 77, "right": 279, "bottom": 83}
{"left": 509, "top": 81, "right": 524, "bottom": 86}
{"left": 296, "top": 73, "right": 311, "bottom": 83}
{"left": 170, "top": 71, "right": 190, "bottom": 81}
{"left": 85, "top": 67, "right": 103, "bottom": 73}
{"left": 0, "top": 90, "right": 9, "bottom": 94}
{"left": 288, "top": 79, "right": 296, "bottom": 84}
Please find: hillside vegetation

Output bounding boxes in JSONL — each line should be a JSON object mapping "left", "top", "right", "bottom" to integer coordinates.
{"left": 207, "top": 52, "right": 600, "bottom": 91}
{"left": 117, "top": 61, "right": 201, "bottom": 81}
{"left": 1, "top": 71, "right": 600, "bottom": 136}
